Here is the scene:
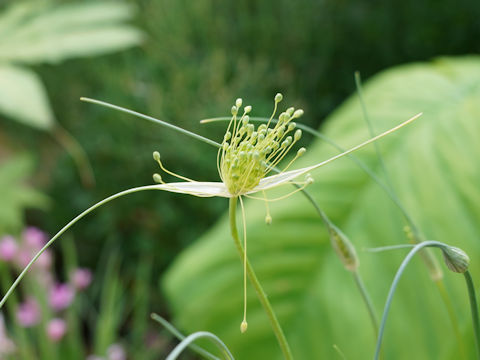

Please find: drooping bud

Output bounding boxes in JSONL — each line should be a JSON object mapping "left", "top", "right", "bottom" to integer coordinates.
{"left": 441, "top": 246, "right": 469, "bottom": 273}
{"left": 328, "top": 225, "right": 359, "bottom": 272}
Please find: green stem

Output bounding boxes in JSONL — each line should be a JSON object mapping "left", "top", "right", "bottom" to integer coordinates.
{"left": 151, "top": 313, "right": 220, "bottom": 360}
{"left": 53, "top": 124, "right": 96, "bottom": 188}
{"left": 465, "top": 271, "right": 480, "bottom": 358}
{"left": 229, "top": 197, "right": 293, "bottom": 360}
{"left": 166, "top": 331, "right": 234, "bottom": 360}
{"left": 0, "top": 185, "right": 163, "bottom": 309}
{"left": 353, "top": 271, "right": 378, "bottom": 337}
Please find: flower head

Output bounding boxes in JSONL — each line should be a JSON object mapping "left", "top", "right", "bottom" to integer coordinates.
{"left": 16, "top": 298, "right": 40, "bottom": 327}
{"left": 49, "top": 283, "right": 75, "bottom": 311}
{"left": 0, "top": 236, "right": 18, "bottom": 261}
{"left": 46, "top": 318, "right": 67, "bottom": 342}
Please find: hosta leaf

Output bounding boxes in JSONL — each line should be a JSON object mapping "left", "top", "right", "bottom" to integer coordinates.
{"left": 0, "top": 64, "right": 54, "bottom": 129}
{"left": 163, "top": 56, "right": 480, "bottom": 359}
{"left": 0, "top": 2, "right": 143, "bottom": 64}
{"left": 0, "top": 155, "right": 49, "bottom": 233}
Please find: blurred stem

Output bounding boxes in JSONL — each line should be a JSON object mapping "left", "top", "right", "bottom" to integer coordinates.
{"left": 151, "top": 313, "right": 220, "bottom": 360}
{"left": 435, "top": 279, "right": 467, "bottom": 359}
{"left": 53, "top": 124, "right": 95, "bottom": 188}
{"left": 352, "top": 271, "right": 378, "bottom": 337}
{"left": 465, "top": 271, "right": 480, "bottom": 358}
{"left": 229, "top": 197, "right": 293, "bottom": 360}
{"left": 166, "top": 331, "right": 234, "bottom": 360}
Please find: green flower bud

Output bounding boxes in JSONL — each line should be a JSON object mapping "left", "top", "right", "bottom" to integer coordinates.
{"left": 153, "top": 173, "right": 162, "bottom": 183}
{"left": 293, "top": 109, "right": 304, "bottom": 118}
{"left": 236, "top": 98, "right": 243, "bottom": 108}
{"left": 442, "top": 246, "right": 470, "bottom": 273}
{"left": 329, "top": 225, "right": 359, "bottom": 272}
{"left": 153, "top": 151, "right": 161, "bottom": 161}
{"left": 244, "top": 105, "right": 252, "bottom": 113}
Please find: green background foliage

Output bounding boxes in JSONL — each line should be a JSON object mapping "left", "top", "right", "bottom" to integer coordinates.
{"left": 0, "top": 0, "right": 479, "bottom": 357}
{"left": 164, "top": 56, "right": 480, "bottom": 359}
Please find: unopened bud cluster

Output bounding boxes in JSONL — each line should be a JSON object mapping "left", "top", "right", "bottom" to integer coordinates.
{"left": 219, "top": 94, "right": 306, "bottom": 196}
{"left": 441, "top": 246, "right": 470, "bottom": 273}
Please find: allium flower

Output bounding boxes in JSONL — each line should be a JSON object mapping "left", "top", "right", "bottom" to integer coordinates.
{"left": 71, "top": 268, "right": 92, "bottom": 290}
{"left": 16, "top": 298, "right": 40, "bottom": 327}
{"left": 0, "top": 236, "right": 18, "bottom": 261}
{"left": 49, "top": 283, "right": 75, "bottom": 311}
{"left": 46, "top": 318, "right": 67, "bottom": 342}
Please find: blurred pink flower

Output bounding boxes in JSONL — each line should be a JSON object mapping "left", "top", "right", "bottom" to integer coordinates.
{"left": 22, "top": 227, "right": 47, "bottom": 250}
{"left": 0, "top": 236, "right": 18, "bottom": 261}
{"left": 49, "top": 284, "right": 75, "bottom": 311}
{"left": 107, "top": 344, "right": 126, "bottom": 360}
{"left": 71, "top": 268, "right": 92, "bottom": 290}
{"left": 0, "top": 313, "right": 15, "bottom": 356}
{"left": 16, "top": 248, "right": 52, "bottom": 270}
{"left": 16, "top": 298, "right": 40, "bottom": 327}
{"left": 46, "top": 318, "right": 67, "bottom": 342}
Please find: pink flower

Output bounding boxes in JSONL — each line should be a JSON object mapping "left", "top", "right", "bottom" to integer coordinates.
{"left": 16, "top": 298, "right": 40, "bottom": 327}
{"left": 46, "top": 318, "right": 67, "bottom": 342}
{"left": 22, "top": 227, "right": 47, "bottom": 250}
{"left": 16, "top": 249, "right": 52, "bottom": 270}
{"left": 71, "top": 268, "right": 92, "bottom": 291}
{"left": 49, "top": 284, "right": 75, "bottom": 311}
{"left": 107, "top": 344, "right": 126, "bottom": 360}
{"left": 0, "top": 236, "right": 18, "bottom": 261}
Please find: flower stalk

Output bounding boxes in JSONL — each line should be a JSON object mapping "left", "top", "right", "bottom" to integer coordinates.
{"left": 229, "top": 197, "right": 293, "bottom": 360}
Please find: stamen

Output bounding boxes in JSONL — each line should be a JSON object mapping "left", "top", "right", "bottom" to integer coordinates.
{"left": 153, "top": 151, "right": 195, "bottom": 182}
{"left": 263, "top": 190, "right": 272, "bottom": 225}
{"left": 239, "top": 196, "right": 248, "bottom": 333}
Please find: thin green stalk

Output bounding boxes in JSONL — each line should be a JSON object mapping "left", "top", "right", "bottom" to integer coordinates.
{"left": 166, "top": 331, "right": 234, "bottom": 360}
{"left": 53, "top": 124, "right": 96, "bottom": 188}
{"left": 0, "top": 185, "right": 163, "bottom": 309}
{"left": 374, "top": 241, "right": 477, "bottom": 360}
{"left": 80, "top": 97, "right": 221, "bottom": 148}
{"left": 151, "top": 313, "right": 220, "bottom": 360}
{"left": 465, "top": 271, "right": 480, "bottom": 358}
{"left": 229, "top": 197, "right": 293, "bottom": 360}
{"left": 353, "top": 271, "right": 378, "bottom": 337}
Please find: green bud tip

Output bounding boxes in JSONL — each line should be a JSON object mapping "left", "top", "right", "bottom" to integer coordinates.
{"left": 236, "top": 98, "right": 243, "bottom": 108}
{"left": 265, "top": 214, "right": 272, "bottom": 225}
{"left": 442, "top": 246, "right": 470, "bottom": 273}
{"left": 240, "top": 320, "right": 248, "bottom": 333}
{"left": 244, "top": 105, "right": 252, "bottom": 113}
{"left": 153, "top": 173, "right": 162, "bottom": 183}
{"left": 153, "top": 151, "right": 160, "bottom": 161}
{"left": 275, "top": 93, "right": 283, "bottom": 102}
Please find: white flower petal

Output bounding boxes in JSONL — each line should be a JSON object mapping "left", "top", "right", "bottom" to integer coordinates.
{"left": 155, "top": 181, "right": 231, "bottom": 198}
{"left": 250, "top": 165, "right": 316, "bottom": 193}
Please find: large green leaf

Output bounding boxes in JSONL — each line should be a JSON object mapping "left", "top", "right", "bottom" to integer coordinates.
{"left": 163, "top": 56, "right": 480, "bottom": 359}
{"left": 0, "top": 2, "right": 143, "bottom": 64}
{"left": 0, "top": 64, "right": 54, "bottom": 129}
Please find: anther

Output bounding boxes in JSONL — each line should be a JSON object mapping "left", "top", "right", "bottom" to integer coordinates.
{"left": 153, "top": 173, "right": 163, "bottom": 183}
{"left": 293, "top": 109, "right": 304, "bottom": 118}
{"left": 294, "top": 129, "right": 302, "bottom": 141}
